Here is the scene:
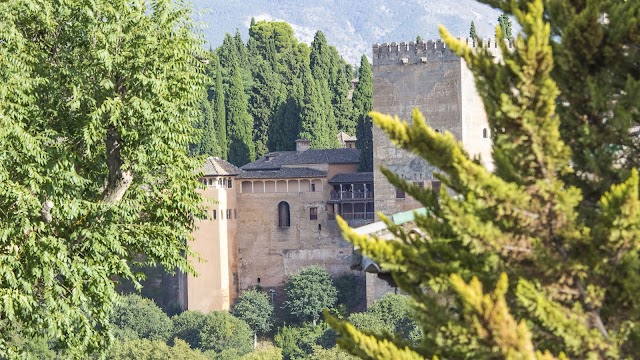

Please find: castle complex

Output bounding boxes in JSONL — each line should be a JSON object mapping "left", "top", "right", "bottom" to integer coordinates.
{"left": 179, "top": 38, "right": 495, "bottom": 312}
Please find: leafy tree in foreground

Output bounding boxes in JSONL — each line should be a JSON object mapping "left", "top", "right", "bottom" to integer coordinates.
{"left": 0, "top": 0, "right": 205, "bottom": 356}
{"left": 330, "top": 0, "right": 640, "bottom": 358}
{"left": 111, "top": 294, "right": 173, "bottom": 342}
{"left": 233, "top": 289, "right": 275, "bottom": 348}
{"left": 284, "top": 266, "right": 338, "bottom": 325}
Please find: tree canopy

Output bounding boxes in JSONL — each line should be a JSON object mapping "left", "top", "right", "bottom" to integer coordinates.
{"left": 331, "top": 0, "right": 640, "bottom": 358}
{"left": 284, "top": 266, "right": 338, "bottom": 325}
{"left": 0, "top": 0, "right": 205, "bottom": 356}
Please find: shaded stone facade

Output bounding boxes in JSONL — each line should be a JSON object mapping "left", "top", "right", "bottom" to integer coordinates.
{"left": 372, "top": 39, "right": 498, "bottom": 218}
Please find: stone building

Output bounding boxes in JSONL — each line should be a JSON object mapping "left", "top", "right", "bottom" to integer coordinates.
{"left": 372, "top": 39, "right": 500, "bottom": 217}
{"left": 181, "top": 139, "right": 372, "bottom": 311}
{"left": 182, "top": 157, "right": 241, "bottom": 312}
{"left": 235, "top": 140, "right": 369, "bottom": 298}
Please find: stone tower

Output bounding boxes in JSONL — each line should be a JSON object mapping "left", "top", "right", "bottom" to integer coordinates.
{"left": 372, "top": 38, "right": 503, "bottom": 216}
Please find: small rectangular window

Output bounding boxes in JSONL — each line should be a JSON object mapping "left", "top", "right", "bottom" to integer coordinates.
{"left": 234, "top": 209, "right": 237, "bottom": 219}
{"left": 310, "top": 207, "right": 318, "bottom": 220}
{"left": 395, "top": 188, "right": 406, "bottom": 199}
{"left": 212, "top": 210, "right": 216, "bottom": 220}
{"left": 228, "top": 179, "right": 233, "bottom": 188}
{"left": 227, "top": 209, "right": 232, "bottom": 220}
{"left": 311, "top": 183, "right": 316, "bottom": 192}
{"left": 218, "top": 178, "right": 223, "bottom": 188}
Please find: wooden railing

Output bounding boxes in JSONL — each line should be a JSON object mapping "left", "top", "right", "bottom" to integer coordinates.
{"left": 330, "top": 191, "right": 374, "bottom": 200}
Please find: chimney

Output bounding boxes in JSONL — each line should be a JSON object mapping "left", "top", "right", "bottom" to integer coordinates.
{"left": 295, "top": 139, "right": 310, "bottom": 152}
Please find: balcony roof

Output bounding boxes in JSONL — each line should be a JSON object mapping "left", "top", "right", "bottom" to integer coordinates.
{"left": 329, "top": 172, "right": 373, "bottom": 184}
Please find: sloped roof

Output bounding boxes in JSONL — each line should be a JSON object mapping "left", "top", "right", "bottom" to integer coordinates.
{"left": 236, "top": 167, "right": 326, "bottom": 179}
{"left": 241, "top": 148, "right": 360, "bottom": 171}
{"left": 329, "top": 172, "right": 373, "bottom": 183}
{"left": 199, "top": 157, "right": 241, "bottom": 176}
{"left": 337, "top": 132, "right": 357, "bottom": 142}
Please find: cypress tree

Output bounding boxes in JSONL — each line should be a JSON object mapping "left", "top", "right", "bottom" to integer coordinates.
{"left": 353, "top": 55, "right": 373, "bottom": 172}
{"left": 497, "top": 13, "right": 512, "bottom": 40}
{"left": 226, "top": 58, "right": 255, "bottom": 166}
{"left": 269, "top": 78, "right": 303, "bottom": 151}
{"left": 469, "top": 20, "right": 477, "bottom": 39}
{"left": 330, "top": 0, "right": 640, "bottom": 358}
{"left": 249, "top": 59, "right": 284, "bottom": 158}
{"left": 198, "top": 99, "right": 219, "bottom": 157}
{"left": 211, "top": 54, "right": 227, "bottom": 159}
{"left": 299, "top": 65, "right": 336, "bottom": 149}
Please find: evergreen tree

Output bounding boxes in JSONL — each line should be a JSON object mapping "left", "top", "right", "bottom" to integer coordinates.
{"left": 497, "top": 12, "right": 512, "bottom": 40}
{"left": 469, "top": 20, "right": 477, "bottom": 39}
{"left": 249, "top": 59, "right": 284, "bottom": 158}
{"left": 332, "top": 58, "right": 355, "bottom": 136}
{"left": 330, "top": 0, "right": 640, "bottom": 358}
{"left": 226, "top": 58, "right": 255, "bottom": 166}
{"left": 234, "top": 28, "right": 249, "bottom": 69}
{"left": 197, "top": 99, "right": 219, "bottom": 157}
{"left": 211, "top": 54, "right": 228, "bottom": 159}
{"left": 353, "top": 55, "right": 373, "bottom": 172}
{"left": 299, "top": 66, "right": 337, "bottom": 149}
{"left": 269, "top": 79, "right": 303, "bottom": 151}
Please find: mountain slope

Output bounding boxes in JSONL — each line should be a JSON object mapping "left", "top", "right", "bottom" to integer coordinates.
{"left": 190, "top": 0, "right": 503, "bottom": 64}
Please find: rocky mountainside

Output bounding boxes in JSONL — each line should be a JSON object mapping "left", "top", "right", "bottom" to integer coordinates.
{"left": 190, "top": 0, "right": 503, "bottom": 64}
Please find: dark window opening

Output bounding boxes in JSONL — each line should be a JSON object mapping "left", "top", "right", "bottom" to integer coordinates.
{"left": 318, "top": 224, "right": 322, "bottom": 231}
{"left": 278, "top": 201, "right": 290, "bottom": 228}
{"left": 257, "top": 278, "right": 261, "bottom": 284}
{"left": 432, "top": 180, "right": 442, "bottom": 193}
{"left": 310, "top": 207, "right": 318, "bottom": 220}
{"left": 311, "top": 183, "right": 316, "bottom": 192}
{"left": 483, "top": 128, "right": 488, "bottom": 138}
{"left": 234, "top": 209, "right": 237, "bottom": 219}
{"left": 212, "top": 210, "right": 216, "bottom": 220}
{"left": 228, "top": 179, "right": 233, "bottom": 188}
{"left": 396, "top": 188, "right": 406, "bottom": 199}
{"left": 227, "top": 209, "right": 232, "bottom": 220}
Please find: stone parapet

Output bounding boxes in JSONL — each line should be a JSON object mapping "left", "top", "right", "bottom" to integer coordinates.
{"left": 373, "top": 38, "right": 510, "bottom": 66}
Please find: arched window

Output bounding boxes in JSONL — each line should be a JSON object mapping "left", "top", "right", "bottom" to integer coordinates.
{"left": 482, "top": 128, "right": 488, "bottom": 138}
{"left": 278, "top": 201, "right": 290, "bottom": 228}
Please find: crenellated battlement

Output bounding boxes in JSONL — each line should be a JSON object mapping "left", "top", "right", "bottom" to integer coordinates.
{"left": 372, "top": 38, "right": 511, "bottom": 66}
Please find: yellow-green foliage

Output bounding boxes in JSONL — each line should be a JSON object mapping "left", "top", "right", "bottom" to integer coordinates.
{"left": 330, "top": 0, "right": 640, "bottom": 358}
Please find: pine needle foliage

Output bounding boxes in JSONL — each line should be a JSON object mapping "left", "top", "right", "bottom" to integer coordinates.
{"left": 330, "top": 0, "right": 640, "bottom": 358}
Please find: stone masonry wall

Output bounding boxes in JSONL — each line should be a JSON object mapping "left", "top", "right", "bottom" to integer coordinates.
{"left": 372, "top": 39, "right": 499, "bottom": 217}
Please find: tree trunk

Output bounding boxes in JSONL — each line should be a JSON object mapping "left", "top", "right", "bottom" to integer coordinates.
{"left": 101, "top": 125, "right": 133, "bottom": 204}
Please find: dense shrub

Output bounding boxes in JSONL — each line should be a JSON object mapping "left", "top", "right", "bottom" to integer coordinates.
{"left": 111, "top": 294, "right": 173, "bottom": 342}
{"left": 171, "top": 310, "right": 208, "bottom": 349}
{"left": 200, "top": 311, "right": 253, "bottom": 357}
{"left": 106, "top": 338, "right": 208, "bottom": 360}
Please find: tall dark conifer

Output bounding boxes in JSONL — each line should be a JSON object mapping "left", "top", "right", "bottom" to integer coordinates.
{"left": 211, "top": 54, "right": 227, "bottom": 159}
{"left": 353, "top": 55, "right": 373, "bottom": 172}
{"left": 226, "top": 58, "right": 255, "bottom": 166}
